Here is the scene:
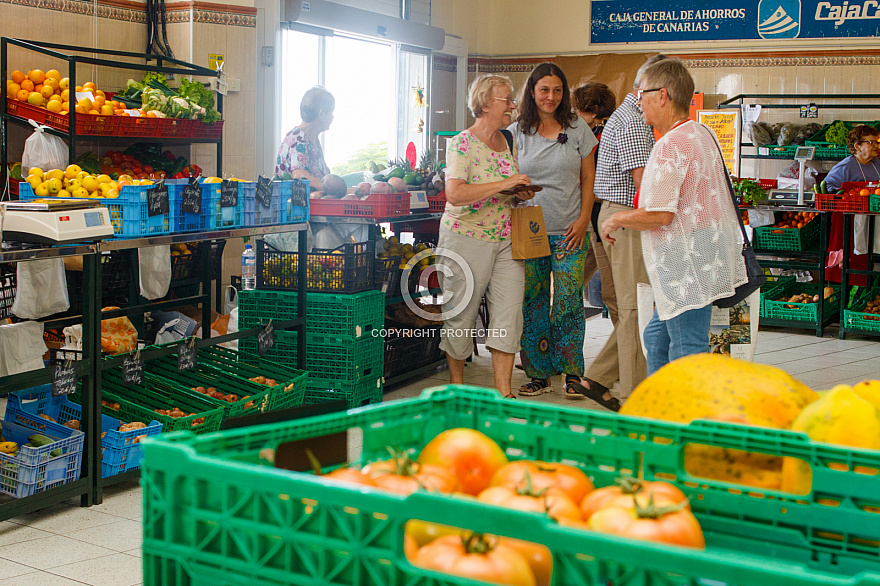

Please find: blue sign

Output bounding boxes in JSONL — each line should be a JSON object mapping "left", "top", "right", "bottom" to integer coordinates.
{"left": 591, "top": 1, "right": 880, "bottom": 43}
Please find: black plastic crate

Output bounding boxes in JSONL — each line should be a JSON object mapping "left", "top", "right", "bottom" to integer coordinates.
{"left": 374, "top": 255, "right": 403, "bottom": 299}
{"left": 67, "top": 251, "right": 131, "bottom": 297}
{"left": 256, "top": 239, "right": 374, "bottom": 293}
{"left": 0, "top": 265, "right": 15, "bottom": 320}
{"left": 169, "top": 241, "right": 226, "bottom": 283}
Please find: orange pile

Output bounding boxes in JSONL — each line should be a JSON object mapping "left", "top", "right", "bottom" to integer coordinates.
{"left": 6, "top": 69, "right": 130, "bottom": 117}
{"left": 773, "top": 211, "right": 818, "bottom": 229}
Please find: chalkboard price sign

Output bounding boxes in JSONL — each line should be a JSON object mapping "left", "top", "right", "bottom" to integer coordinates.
{"left": 290, "top": 178, "right": 309, "bottom": 207}
{"left": 258, "top": 321, "right": 275, "bottom": 355}
{"left": 148, "top": 182, "right": 170, "bottom": 217}
{"left": 181, "top": 179, "right": 202, "bottom": 215}
{"left": 178, "top": 339, "right": 197, "bottom": 372}
{"left": 52, "top": 361, "right": 77, "bottom": 397}
{"left": 256, "top": 176, "right": 273, "bottom": 209}
{"left": 122, "top": 352, "right": 144, "bottom": 386}
{"left": 220, "top": 179, "right": 238, "bottom": 208}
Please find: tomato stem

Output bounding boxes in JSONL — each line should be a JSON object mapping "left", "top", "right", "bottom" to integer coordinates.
{"left": 515, "top": 469, "right": 548, "bottom": 497}
{"left": 461, "top": 532, "right": 497, "bottom": 555}
{"left": 633, "top": 491, "right": 690, "bottom": 520}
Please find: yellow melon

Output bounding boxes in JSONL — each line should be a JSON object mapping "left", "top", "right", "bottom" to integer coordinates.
{"left": 781, "top": 385, "right": 880, "bottom": 495}
{"left": 853, "top": 379, "right": 880, "bottom": 408}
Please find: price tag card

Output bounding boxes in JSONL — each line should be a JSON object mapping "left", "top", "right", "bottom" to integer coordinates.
{"left": 122, "top": 351, "right": 144, "bottom": 386}
{"left": 148, "top": 182, "right": 170, "bottom": 217}
{"left": 220, "top": 179, "right": 238, "bottom": 208}
{"left": 52, "top": 362, "right": 77, "bottom": 397}
{"left": 181, "top": 179, "right": 202, "bottom": 215}
{"left": 256, "top": 176, "right": 273, "bottom": 209}
{"left": 290, "top": 179, "right": 309, "bottom": 207}
{"left": 178, "top": 339, "right": 197, "bottom": 372}
{"left": 258, "top": 321, "right": 275, "bottom": 355}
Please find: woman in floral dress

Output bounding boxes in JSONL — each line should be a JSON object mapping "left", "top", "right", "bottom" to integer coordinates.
{"left": 275, "top": 86, "right": 334, "bottom": 190}
{"left": 440, "top": 74, "right": 534, "bottom": 399}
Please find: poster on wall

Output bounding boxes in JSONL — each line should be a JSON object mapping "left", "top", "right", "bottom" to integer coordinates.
{"left": 698, "top": 109, "right": 740, "bottom": 176}
{"left": 591, "top": 1, "right": 880, "bottom": 43}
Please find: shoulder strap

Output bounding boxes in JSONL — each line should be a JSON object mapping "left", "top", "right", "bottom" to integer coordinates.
{"left": 702, "top": 124, "right": 752, "bottom": 246}
{"left": 500, "top": 129, "right": 514, "bottom": 153}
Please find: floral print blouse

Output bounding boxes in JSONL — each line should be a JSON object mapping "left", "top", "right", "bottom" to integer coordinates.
{"left": 443, "top": 130, "right": 519, "bottom": 241}
{"left": 275, "top": 127, "right": 330, "bottom": 183}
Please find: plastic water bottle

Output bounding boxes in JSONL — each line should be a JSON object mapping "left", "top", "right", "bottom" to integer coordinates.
{"left": 241, "top": 244, "right": 256, "bottom": 290}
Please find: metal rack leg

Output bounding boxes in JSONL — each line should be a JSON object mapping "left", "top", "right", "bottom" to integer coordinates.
{"left": 839, "top": 214, "right": 852, "bottom": 340}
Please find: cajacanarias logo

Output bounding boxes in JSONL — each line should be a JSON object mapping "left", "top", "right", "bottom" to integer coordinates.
{"left": 758, "top": 0, "right": 801, "bottom": 38}
{"left": 529, "top": 220, "right": 540, "bottom": 234}
{"left": 815, "top": 1, "right": 880, "bottom": 25}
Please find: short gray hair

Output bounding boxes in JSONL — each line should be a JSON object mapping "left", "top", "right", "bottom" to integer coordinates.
{"left": 640, "top": 58, "right": 694, "bottom": 114}
{"left": 300, "top": 86, "right": 335, "bottom": 122}
{"left": 634, "top": 54, "right": 669, "bottom": 88}
{"left": 468, "top": 74, "right": 514, "bottom": 118}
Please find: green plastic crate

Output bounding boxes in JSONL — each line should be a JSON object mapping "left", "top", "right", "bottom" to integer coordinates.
{"left": 762, "top": 281, "right": 840, "bottom": 322}
{"left": 753, "top": 214, "right": 820, "bottom": 251}
{"left": 758, "top": 276, "right": 796, "bottom": 318}
{"left": 844, "top": 287, "right": 880, "bottom": 333}
{"left": 757, "top": 144, "right": 798, "bottom": 158}
{"left": 305, "top": 375, "right": 383, "bottom": 409}
{"left": 92, "top": 369, "right": 224, "bottom": 434}
{"left": 871, "top": 193, "right": 880, "bottom": 213}
{"left": 238, "top": 288, "right": 384, "bottom": 340}
{"left": 241, "top": 330, "right": 384, "bottom": 382}
{"left": 806, "top": 120, "right": 879, "bottom": 157}
{"left": 142, "top": 386, "right": 880, "bottom": 586}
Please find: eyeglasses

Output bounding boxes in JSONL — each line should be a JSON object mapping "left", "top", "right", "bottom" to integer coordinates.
{"left": 858, "top": 140, "right": 880, "bottom": 146}
{"left": 493, "top": 97, "right": 517, "bottom": 106}
{"left": 636, "top": 88, "right": 663, "bottom": 101}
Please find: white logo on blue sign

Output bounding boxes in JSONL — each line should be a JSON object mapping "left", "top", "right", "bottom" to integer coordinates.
{"left": 758, "top": 0, "right": 801, "bottom": 38}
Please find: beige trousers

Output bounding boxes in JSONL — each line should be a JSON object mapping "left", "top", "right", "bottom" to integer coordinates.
{"left": 586, "top": 201, "right": 649, "bottom": 399}
{"left": 583, "top": 225, "right": 619, "bottom": 325}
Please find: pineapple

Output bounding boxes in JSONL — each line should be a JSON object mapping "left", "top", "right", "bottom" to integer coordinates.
{"left": 416, "top": 149, "right": 436, "bottom": 175}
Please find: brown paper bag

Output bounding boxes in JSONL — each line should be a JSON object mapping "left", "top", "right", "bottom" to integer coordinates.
{"left": 511, "top": 205, "right": 551, "bottom": 260}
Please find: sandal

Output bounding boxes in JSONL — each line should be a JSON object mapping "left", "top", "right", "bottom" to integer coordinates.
{"left": 518, "top": 378, "right": 551, "bottom": 396}
{"left": 568, "top": 378, "right": 621, "bottom": 412}
{"left": 564, "top": 375, "right": 586, "bottom": 401}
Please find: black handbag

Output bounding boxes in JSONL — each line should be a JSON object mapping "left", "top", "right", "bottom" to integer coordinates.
{"left": 708, "top": 128, "right": 767, "bottom": 308}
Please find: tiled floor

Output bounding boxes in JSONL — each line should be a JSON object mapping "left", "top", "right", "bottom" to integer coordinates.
{"left": 1, "top": 315, "right": 878, "bottom": 585}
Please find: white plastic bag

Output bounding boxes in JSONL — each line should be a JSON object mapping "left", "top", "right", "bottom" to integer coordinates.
{"left": 636, "top": 283, "right": 654, "bottom": 359}
{"left": 225, "top": 307, "right": 239, "bottom": 350}
{"left": 222, "top": 285, "right": 238, "bottom": 315}
{"left": 0, "top": 321, "right": 47, "bottom": 376}
{"left": 12, "top": 258, "right": 70, "bottom": 319}
{"left": 138, "top": 245, "right": 171, "bottom": 300}
{"left": 21, "top": 120, "right": 69, "bottom": 175}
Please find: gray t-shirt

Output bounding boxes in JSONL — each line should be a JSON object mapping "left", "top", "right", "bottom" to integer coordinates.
{"left": 508, "top": 118, "right": 597, "bottom": 235}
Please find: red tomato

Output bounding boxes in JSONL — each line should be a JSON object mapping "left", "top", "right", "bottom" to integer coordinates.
{"left": 491, "top": 460, "right": 594, "bottom": 504}
{"left": 477, "top": 484, "right": 583, "bottom": 523}
{"left": 304, "top": 449, "right": 375, "bottom": 488}
{"left": 404, "top": 533, "right": 419, "bottom": 560}
{"left": 412, "top": 534, "right": 536, "bottom": 586}
{"left": 580, "top": 479, "right": 687, "bottom": 521}
{"left": 418, "top": 428, "right": 508, "bottom": 495}
{"left": 588, "top": 497, "right": 705, "bottom": 549}
{"left": 143, "top": 165, "right": 153, "bottom": 173}
{"left": 498, "top": 537, "right": 553, "bottom": 586}
{"left": 364, "top": 453, "right": 459, "bottom": 495}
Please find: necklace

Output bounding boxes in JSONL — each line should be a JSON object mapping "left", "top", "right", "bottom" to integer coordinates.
{"left": 857, "top": 158, "right": 880, "bottom": 182}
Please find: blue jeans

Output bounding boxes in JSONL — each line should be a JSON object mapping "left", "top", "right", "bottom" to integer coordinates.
{"left": 644, "top": 304, "right": 713, "bottom": 375}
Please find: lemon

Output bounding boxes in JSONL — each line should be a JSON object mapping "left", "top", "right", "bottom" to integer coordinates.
{"left": 67, "top": 179, "right": 82, "bottom": 191}
{"left": 46, "top": 99, "right": 62, "bottom": 113}
{"left": 77, "top": 97, "right": 92, "bottom": 111}
{"left": 46, "top": 178, "right": 63, "bottom": 194}
{"left": 27, "top": 91, "right": 44, "bottom": 107}
{"left": 96, "top": 174, "right": 112, "bottom": 185}
{"left": 59, "top": 77, "right": 69, "bottom": 90}
{"left": 104, "top": 188, "right": 120, "bottom": 199}
{"left": 76, "top": 170, "right": 89, "bottom": 181}
{"left": 57, "top": 189, "right": 71, "bottom": 198}
{"left": 46, "top": 169, "right": 64, "bottom": 182}
{"left": 71, "top": 186, "right": 89, "bottom": 199}
{"left": 34, "top": 182, "right": 50, "bottom": 197}
{"left": 81, "top": 175, "right": 100, "bottom": 193}
{"left": 64, "top": 164, "right": 81, "bottom": 180}
{"left": 26, "top": 175, "right": 42, "bottom": 189}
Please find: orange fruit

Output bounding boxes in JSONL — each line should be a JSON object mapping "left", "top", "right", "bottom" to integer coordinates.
{"left": 26, "top": 92, "right": 43, "bottom": 107}
{"left": 7, "top": 81, "right": 20, "bottom": 96}
{"left": 74, "top": 104, "right": 88, "bottom": 114}
{"left": 860, "top": 188, "right": 871, "bottom": 196}
{"left": 20, "top": 79, "right": 33, "bottom": 92}
{"left": 10, "top": 70, "right": 25, "bottom": 84}
{"left": 94, "top": 89, "right": 105, "bottom": 99}
{"left": 87, "top": 109, "right": 99, "bottom": 115}
{"left": 83, "top": 81, "right": 96, "bottom": 91}
{"left": 59, "top": 77, "right": 69, "bottom": 90}
{"left": 27, "top": 69, "right": 46, "bottom": 84}
{"left": 74, "top": 85, "right": 83, "bottom": 92}
{"left": 46, "top": 78, "right": 60, "bottom": 92}
{"left": 62, "top": 101, "right": 70, "bottom": 112}
{"left": 61, "top": 88, "right": 69, "bottom": 102}
{"left": 15, "top": 89, "right": 29, "bottom": 101}
{"left": 92, "top": 95, "right": 105, "bottom": 108}
{"left": 76, "top": 97, "right": 92, "bottom": 110}
{"left": 40, "top": 85, "right": 54, "bottom": 99}
{"left": 46, "top": 99, "right": 62, "bottom": 113}
{"left": 99, "top": 104, "right": 114, "bottom": 116}
{"left": 45, "top": 69, "right": 60, "bottom": 81}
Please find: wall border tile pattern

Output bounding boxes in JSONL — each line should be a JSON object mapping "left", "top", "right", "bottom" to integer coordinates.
{"left": 0, "top": 0, "right": 255, "bottom": 26}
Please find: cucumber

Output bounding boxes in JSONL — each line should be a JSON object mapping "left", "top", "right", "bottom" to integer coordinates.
{"left": 820, "top": 180, "right": 828, "bottom": 194}
{"left": 27, "top": 434, "right": 54, "bottom": 448}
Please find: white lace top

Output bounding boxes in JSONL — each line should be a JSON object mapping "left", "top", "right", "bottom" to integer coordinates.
{"left": 639, "top": 121, "right": 748, "bottom": 320}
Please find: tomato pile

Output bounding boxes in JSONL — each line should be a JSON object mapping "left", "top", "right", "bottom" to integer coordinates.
{"left": 772, "top": 211, "right": 818, "bottom": 229}
{"left": 298, "top": 428, "right": 705, "bottom": 586}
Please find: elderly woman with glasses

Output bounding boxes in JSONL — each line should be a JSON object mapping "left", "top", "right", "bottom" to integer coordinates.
{"left": 506, "top": 63, "right": 598, "bottom": 399}
{"left": 440, "top": 74, "right": 534, "bottom": 399}
{"left": 823, "top": 125, "right": 880, "bottom": 286}
{"left": 600, "top": 58, "right": 748, "bottom": 373}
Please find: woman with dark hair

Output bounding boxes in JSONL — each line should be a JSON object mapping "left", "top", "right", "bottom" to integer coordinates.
{"left": 508, "top": 63, "right": 598, "bottom": 398}
{"left": 823, "top": 124, "right": 880, "bottom": 286}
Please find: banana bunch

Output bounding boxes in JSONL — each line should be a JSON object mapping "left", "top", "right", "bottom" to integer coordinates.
{"left": 0, "top": 439, "right": 19, "bottom": 456}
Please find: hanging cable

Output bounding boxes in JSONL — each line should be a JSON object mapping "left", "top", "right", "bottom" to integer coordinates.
{"left": 146, "top": 0, "right": 174, "bottom": 59}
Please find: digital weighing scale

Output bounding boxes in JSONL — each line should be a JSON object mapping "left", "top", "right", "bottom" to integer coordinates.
{"left": 409, "top": 190, "right": 429, "bottom": 210}
{"left": 0, "top": 199, "right": 114, "bottom": 245}
{"left": 767, "top": 188, "right": 815, "bottom": 204}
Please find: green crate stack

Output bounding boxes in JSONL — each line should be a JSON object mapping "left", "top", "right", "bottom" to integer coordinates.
{"left": 238, "top": 289, "right": 384, "bottom": 340}
{"left": 241, "top": 330, "right": 383, "bottom": 382}
{"left": 753, "top": 214, "right": 820, "bottom": 251}
{"left": 143, "top": 386, "right": 880, "bottom": 586}
{"left": 762, "top": 280, "right": 840, "bottom": 322}
{"left": 844, "top": 286, "right": 880, "bottom": 333}
{"left": 871, "top": 193, "right": 880, "bottom": 213}
{"left": 806, "top": 120, "right": 879, "bottom": 157}
{"left": 305, "top": 376, "right": 383, "bottom": 409}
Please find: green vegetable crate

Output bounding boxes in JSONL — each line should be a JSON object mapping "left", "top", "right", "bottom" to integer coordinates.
{"left": 871, "top": 193, "right": 880, "bottom": 213}
{"left": 146, "top": 346, "right": 308, "bottom": 419}
{"left": 844, "top": 287, "right": 880, "bottom": 333}
{"left": 762, "top": 281, "right": 840, "bottom": 322}
{"left": 305, "top": 375, "right": 383, "bottom": 408}
{"left": 753, "top": 214, "right": 820, "bottom": 251}
{"left": 143, "top": 386, "right": 880, "bottom": 586}
{"left": 238, "top": 289, "right": 384, "bottom": 340}
{"left": 807, "top": 120, "right": 880, "bottom": 158}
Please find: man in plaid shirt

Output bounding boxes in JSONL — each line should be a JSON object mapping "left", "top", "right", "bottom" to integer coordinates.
{"left": 577, "top": 56, "right": 665, "bottom": 410}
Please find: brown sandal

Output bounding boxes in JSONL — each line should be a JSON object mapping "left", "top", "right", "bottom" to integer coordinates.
{"left": 564, "top": 376, "right": 586, "bottom": 400}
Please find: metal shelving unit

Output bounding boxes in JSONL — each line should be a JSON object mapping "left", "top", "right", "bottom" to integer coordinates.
{"left": 839, "top": 211, "right": 880, "bottom": 339}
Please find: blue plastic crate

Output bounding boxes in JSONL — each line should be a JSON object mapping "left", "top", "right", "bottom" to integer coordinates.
{"left": 240, "top": 182, "right": 278, "bottom": 227}
{"left": 166, "top": 179, "right": 205, "bottom": 233}
{"left": 0, "top": 419, "right": 83, "bottom": 499}
{"left": 201, "top": 180, "right": 242, "bottom": 230}
{"left": 19, "top": 182, "right": 172, "bottom": 237}
{"left": 273, "top": 180, "right": 309, "bottom": 223}
{"left": 5, "top": 387, "right": 162, "bottom": 478}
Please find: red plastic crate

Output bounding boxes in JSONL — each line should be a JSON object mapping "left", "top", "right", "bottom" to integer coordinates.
{"left": 190, "top": 119, "right": 224, "bottom": 139}
{"left": 75, "top": 114, "right": 118, "bottom": 135}
{"left": 115, "top": 115, "right": 159, "bottom": 138}
{"left": 7, "top": 178, "right": 20, "bottom": 199}
{"left": 155, "top": 117, "right": 192, "bottom": 139}
{"left": 427, "top": 190, "right": 447, "bottom": 212}
{"left": 757, "top": 179, "right": 777, "bottom": 190}
{"left": 395, "top": 219, "right": 441, "bottom": 233}
{"left": 309, "top": 192, "right": 410, "bottom": 218}
{"left": 6, "top": 98, "right": 68, "bottom": 130}
{"left": 814, "top": 192, "right": 873, "bottom": 212}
